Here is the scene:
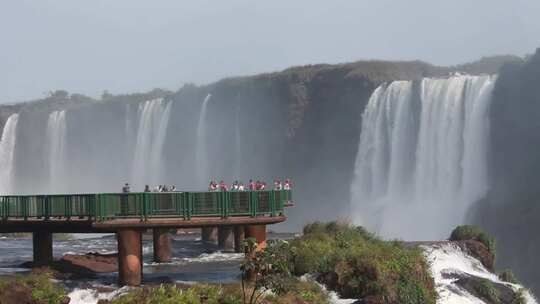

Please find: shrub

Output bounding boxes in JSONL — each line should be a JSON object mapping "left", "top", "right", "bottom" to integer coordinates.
{"left": 290, "top": 222, "right": 437, "bottom": 304}
{"left": 0, "top": 273, "right": 67, "bottom": 304}
{"left": 473, "top": 278, "right": 500, "bottom": 303}
{"left": 498, "top": 269, "right": 519, "bottom": 284}
{"left": 110, "top": 284, "right": 228, "bottom": 304}
{"left": 450, "top": 225, "right": 496, "bottom": 254}
{"left": 513, "top": 288, "right": 528, "bottom": 304}
{"left": 109, "top": 281, "right": 329, "bottom": 304}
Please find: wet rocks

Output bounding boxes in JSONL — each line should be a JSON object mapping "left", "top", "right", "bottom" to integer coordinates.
{"left": 59, "top": 252, "right": 118, "bottom": 273}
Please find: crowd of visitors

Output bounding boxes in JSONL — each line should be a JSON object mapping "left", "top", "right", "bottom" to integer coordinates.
{"left": 121, "top": 179, "right": 292, "bottom": 193}
{"left": 122, "top": 183, "right": 177, "bottom": 193}
{"left": 208, "top": 179, "right": 292, "bottom": 192}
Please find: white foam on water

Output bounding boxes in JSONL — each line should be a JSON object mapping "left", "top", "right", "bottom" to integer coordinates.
{"left": 144, "top": 251, "right": 243, "bottom": 266}
{"left": 299, "top": 274, "right": 356, "bottom": 304}
{"left": 422, "top": 242, "right": 537, "bottom": 304}
{"left": 184, "top": 251, "right": 243, "bottom": 263}
{"left": 68, "top": 286, "right": 131, "bottom": 304}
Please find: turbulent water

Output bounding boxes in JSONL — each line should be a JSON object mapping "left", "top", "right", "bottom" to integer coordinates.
{"left": 0, "top": 234, "right": 243, "bottom": 304}
{"left": 423, "top": 242, "right": 537, "bottom": 304}
{"left": 0, "top": 114, "right": 19, "bottom": 194}
{"left": 351, "top": 75, "right": 496, "bottom": 240}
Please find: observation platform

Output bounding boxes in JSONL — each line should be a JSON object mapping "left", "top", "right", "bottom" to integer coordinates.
{"left": 0, "top": 190, "right": 291, "bottom": 286}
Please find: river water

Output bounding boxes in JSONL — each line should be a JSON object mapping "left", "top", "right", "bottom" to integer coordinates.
{"left": 0, "top": 233, "right": 250, "bottom": 303}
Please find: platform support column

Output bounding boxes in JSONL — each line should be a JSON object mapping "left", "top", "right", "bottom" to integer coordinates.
{"left": 234, "top": 226, "right": 246, "bottom": 253}
{"left": 245, "top": 224, "right": 267, "bottom": 251}
{"left": 33, "top": 231, "right": 53, "bottom": 265}
{"left": 201, "top": 227, "right": 218, "bottom": 244}
{"left": 153, "top": 228, "right": 172, "bottom": 263}
{"left": 218, "top": 226, "right": 234, "bottom": 250}
{"left": 117, "top": 229, "right": 143, "bottom": 286}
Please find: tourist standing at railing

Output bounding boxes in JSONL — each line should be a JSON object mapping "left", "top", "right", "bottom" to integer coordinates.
{"left": 238, "top": 182, "right": 245, "bottom": 191}
{"left": 219, "top": 180, "right": 228, "bottom": 191}
{"left": 121, "top": 183, "right": 130, "bottom": 215}
{"left": 249, "top": 179, "right": 256, "bottom": 191}
{"left": 209, "top": 181, "right": 218, "bottom": 191}
{"left": 144, "top": 185, "right": 151, "bottom": 192}
{"left": 231, "top": 181, "right": 239, "bottom": 191}
{"left": 274, "top": 180, "right": 283, "bottom": 190}
{"left": 284, "top": 179, "right": 292, "bottom": 190}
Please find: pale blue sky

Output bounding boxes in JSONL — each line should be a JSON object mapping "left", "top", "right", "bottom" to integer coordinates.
{"left": 1, "top": 0, "right": 539, "bottom": 102}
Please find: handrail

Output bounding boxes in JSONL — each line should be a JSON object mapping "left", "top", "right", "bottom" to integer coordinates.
{"left": 0, "top": 190, "right": 291, "bottom": 222}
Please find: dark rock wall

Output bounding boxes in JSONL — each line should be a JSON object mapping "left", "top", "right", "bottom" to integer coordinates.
{"left": 470, "top": 49, "right": 540, "bottom": 295}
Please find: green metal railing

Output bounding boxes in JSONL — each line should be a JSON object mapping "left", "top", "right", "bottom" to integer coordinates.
{"left": 0, "top": 190, "right": 291, "bottom": 222}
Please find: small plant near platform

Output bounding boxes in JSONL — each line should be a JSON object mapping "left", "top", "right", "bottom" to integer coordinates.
{"left": 0, "top": 273, "right": 68, "bottom": 304}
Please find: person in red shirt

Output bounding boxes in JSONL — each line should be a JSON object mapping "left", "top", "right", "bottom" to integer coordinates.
{"left": 219, "top": 180, "right": 228, "bottom": 191}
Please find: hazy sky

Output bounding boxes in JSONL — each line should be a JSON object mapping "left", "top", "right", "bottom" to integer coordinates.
{"left": 1, "top": 0, "right": 539, "bottom": 103}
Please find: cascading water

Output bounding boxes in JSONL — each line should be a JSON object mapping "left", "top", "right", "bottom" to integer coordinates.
{"left": 46, "top": 110, "right": 67, "bottom": 193}
{"left": 195, "top": 94, "right": 211, "bottom": 187}
{"left": 131, "top": 98, "right": 172, "bottom": 189}
{"left": 0, "top": 114, "right": 19, "bottom": 194}
{"left": 351, "top": 75, "right": 496, "bottom": 240}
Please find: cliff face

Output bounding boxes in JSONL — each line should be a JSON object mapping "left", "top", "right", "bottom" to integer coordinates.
{"left": 470, "top": 49, "right": 540, "bottom": 295}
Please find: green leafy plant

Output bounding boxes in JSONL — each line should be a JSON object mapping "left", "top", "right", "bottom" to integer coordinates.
{"left": 240, "top": 238, "right": 294, "bottom": 304}
{"left": 449, "top": 225, "right": 496, "bottom": 255}
{"left": 498, "top": 269, "right": 519, "bottom": 284}
{"left": 473, "top": 278, "right": 500, "bottom": 303}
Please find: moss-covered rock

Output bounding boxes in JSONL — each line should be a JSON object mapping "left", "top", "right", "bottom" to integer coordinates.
{"left": 288, "top": 221, "right": 437, "bottom": 304}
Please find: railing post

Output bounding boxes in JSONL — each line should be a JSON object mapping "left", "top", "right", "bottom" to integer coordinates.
{"left": 270, "top": 191, "right": 276, "bottom": 217}
{"left": 64, "top": 196, "right": 69, "bottom": 220}
{"left": 188, "top": 193, "right": 193, "bottom": 220}
{"left": 142, "top": 193, "right": 148, "bottom": 221}
{"left": 1, "top": 197, "right": 6, "bottom": 221}
{"left": 24, "top": 196, "right": 28, "bottom": 220}
{"left": 45, "top": 196, "right": 50, "bottom": 220}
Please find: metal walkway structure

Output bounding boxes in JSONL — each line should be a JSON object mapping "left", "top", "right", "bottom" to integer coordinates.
{"left": 0, "top": 190, "right": 291, "bottom": 286}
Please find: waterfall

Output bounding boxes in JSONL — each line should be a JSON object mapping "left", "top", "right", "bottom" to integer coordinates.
{"left": 196, "top": 94, "right": 211, "bottom": 187}
{"left": 131, "top": 98, "right": 172, "bottom": 189}
{"left": 0, "top": 114, "right": 19, "bottom": 194}
{"left": 351, "top": 75, "right": 496, "bottom": 240}
{"left": 46, "top": 110, "right": 67, "bottom": 193}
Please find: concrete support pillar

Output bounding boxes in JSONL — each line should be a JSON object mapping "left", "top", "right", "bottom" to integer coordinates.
{"left": 33, "top": 231, "right": 53, "bottom": 265}
{"left": 234, "top": 226, "right": 246, "bottom": 253}
{"left": 153, "top": 228, "right": 172, "bottom": 263}
{"left": 245, "top": 225, "right": 267, "bottom": 251}
{"left": 218, "top": 226, "right": 234, "bottom": 250}
{"left": 201, "top": 227, "right": 218, "bottom": 244}
{"left": 117, "top": 229, "right": 143, "bottom": 286}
